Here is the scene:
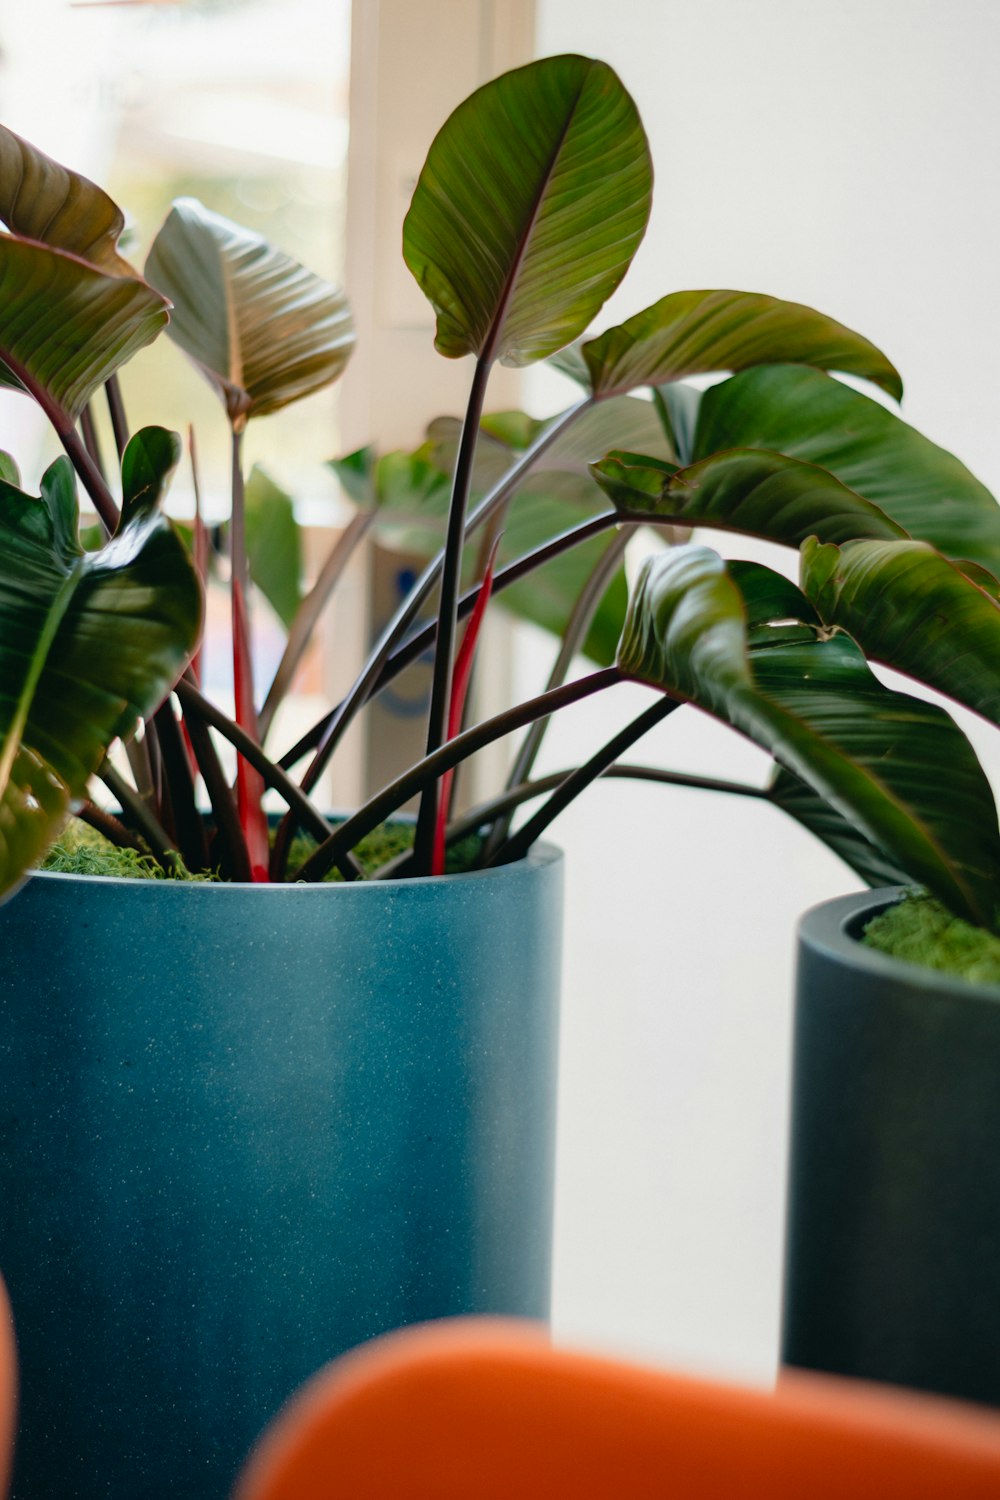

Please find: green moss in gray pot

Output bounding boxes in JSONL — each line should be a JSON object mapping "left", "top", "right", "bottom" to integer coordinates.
{"left": 862, "top": 895, "right": 1000, "bottom": 985}
{"left": 1, "top": 53, "right": 1000, "bottom": 935}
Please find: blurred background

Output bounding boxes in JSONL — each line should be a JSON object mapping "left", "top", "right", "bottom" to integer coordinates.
{"left": 1, "top": 0, "right": 998, "bottom": 1383}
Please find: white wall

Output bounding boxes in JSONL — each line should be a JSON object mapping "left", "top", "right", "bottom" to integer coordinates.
{"left": 528, "top": 0, "right": 1000, "bottom": 1381}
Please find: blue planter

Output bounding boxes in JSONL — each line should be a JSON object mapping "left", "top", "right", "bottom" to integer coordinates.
{"left": 783, "top": 887, "right": 1000, "bottom": 1407}
{"left": 0, "top": 845, "right": 562, "bottom": 1497}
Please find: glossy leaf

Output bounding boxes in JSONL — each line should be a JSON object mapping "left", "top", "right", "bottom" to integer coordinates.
{"left": 0, "top": 236, "right": 169, "bottom": 419}
{"left": 121, "top": 426, "right": 182, "bottom": 520}
{"left": 691, "top": 364, "right": 1000, "bottom": 567}
{"left": 592, "top": 447, "right": 906, "bottom": 546}
{"left": 802, "top": 536, "right": 1000, "bottom": 725}
{"left": 244, "top": 466, "right": 303, "bottom": 631}
{"left": 403, "top": 54, "right": 652, "bottom": 366}
{"left": 555, "top": 289, "right": 902, "bottom": 400}
{"left": 0, "top": 458, "right": 202, "bottom": 898}
{"left": 617, "top": 544, "right": 1000, "bottom": 927}
{"left": 0, "top": 125, "right": 134, "bottom": 275}
{"left": 768, "top": 766, "right": 914, "bottom": 888}
{"left": 145, "top": 198, "right": 355, "bottom": 424}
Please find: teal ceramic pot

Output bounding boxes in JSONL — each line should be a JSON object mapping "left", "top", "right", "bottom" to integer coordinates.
{"left": 783, "top": 886, "right": 1000, "bottom": 1407}
{"left": 0, "top": 844, "right": 562, "bottom": 1498}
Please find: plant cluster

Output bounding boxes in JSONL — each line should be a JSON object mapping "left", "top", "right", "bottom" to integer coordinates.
{"left": 3, "top": 53, "right": 1000, "bottom": 927}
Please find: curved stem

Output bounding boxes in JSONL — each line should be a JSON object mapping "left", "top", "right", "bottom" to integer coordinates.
{"left": 259, "top": 509, "right": 374, "bottom": 741}
{"left": 293, "top": 666, "right": 623, "bottom": 884}
{"left": 485, "top": 522, "right": 636, "bottom": 859}
{"left": 295, "top": 396, "right": 592, "bottom": 794}
{"left": 276, "top": 509, "right": 619, "bottom": 773}
{"left": 486, "top": 694, "right": 681, "bottom": 866}
{"left": 99, "top": 761, "right": 177, "bottom": 872}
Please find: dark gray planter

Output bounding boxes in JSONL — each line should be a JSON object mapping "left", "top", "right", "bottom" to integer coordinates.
{"left": 783, "top": 886, "right": 1000, "bottom": 1407}
{"left": 0, "top": 845, "right": 562, "bottom": 1498}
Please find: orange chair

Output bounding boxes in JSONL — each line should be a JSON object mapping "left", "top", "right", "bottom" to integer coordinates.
{"left": 234, "top": 1318, "right": 1000, "bottom": 1500}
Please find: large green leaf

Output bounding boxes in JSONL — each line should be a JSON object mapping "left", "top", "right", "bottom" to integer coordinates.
{"left": 617, "top": 544, "right": 1000, "bottom": 927}
{"left": 592, "top": 448, "right": 906, "bottom": 545}
{"left": 691, "top": 364, "right": 1000, "bottom": 567}
{"left": 554, "top": 289, "right": 902, "bottom": 400}
{"left": 402, "top": 54, "right": 652, "bottom": 366}
{"left": 145, "top": 198, "right": 355, "bottom": 424}
{"left": 0, "top": 236, "right": 169, "bottom": 419}
{"left": 0, "top": 125, "right": 134, "bottom": 275}
{"left": 802, "top": 537, "right": 1000, "bottom": 726}
{"left": 244, "top": 466, "right": 303, "bottom": 631}
{"left": 768, "top": 765, "right": 914, "bottom": 888}
{"left": 0, "top": 458, "right": 202, "bottom": 898}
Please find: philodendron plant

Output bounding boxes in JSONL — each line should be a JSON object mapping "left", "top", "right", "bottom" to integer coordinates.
{"left": 3, "top": 53, "right": 1000, "bottom": 930}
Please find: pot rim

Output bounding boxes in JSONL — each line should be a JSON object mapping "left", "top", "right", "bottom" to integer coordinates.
{"left": 26, "top": 838, "right": 562, "bottom": 897}
{"left": 798, "top": 886, "right": 1000, "bottom": 1004}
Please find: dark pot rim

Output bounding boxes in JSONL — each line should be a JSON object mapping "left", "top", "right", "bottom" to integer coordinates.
{"left": 798, "top": 886, "right": 1000, "bottom": 1006}
{"left": 26, "top": 838, "right": 562, "bottom": 899}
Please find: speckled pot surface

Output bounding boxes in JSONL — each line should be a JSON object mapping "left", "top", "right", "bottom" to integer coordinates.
{"left": 782, "top": 886, "right": 1000, "bottom": 1407}
{"left": 0, "top": 845, "right": 562, "bottom": 1498}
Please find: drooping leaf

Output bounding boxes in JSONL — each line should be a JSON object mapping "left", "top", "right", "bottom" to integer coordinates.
{"left": 691, "top": 364, "right": 1000, "bottom": 567}
{"left": 554, "top": 289, "right": 902, "bottom": 401}
{"left": 145, "top": 198, "right": 355, "bottom": 425}
{"left": 0, "top": 125, "right": 135, "bottom": 275}
{"left": 244, "top": 466, "right": 303, "bottom": 631}
{"left": 617, "top": 544, "right": 1000, "bottom": 927}
{"left": 802, "top": 536, "right": 1000, "bottom": 726}
{"left": 0, "top": 237, "right": 169, "bottom": 418}
{"left": 592, "top": 447, "right": 906, "bottom": 546}
{"left": 768, "top": 765, "right": 914, "bottom": 888}
{"left": 121, "top": 426, "right": 182, "bottom": 521}
{"left": 0, "top": 457, "right": 202, "bottom": 898}
{"left": 403, "top": 54, "right": 652, "bottom": 366}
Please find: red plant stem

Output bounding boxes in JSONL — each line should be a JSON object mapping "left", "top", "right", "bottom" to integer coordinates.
{"left": 230, "top": 425, "right": 270, "bottom": 882}
{"left": 431, "top": 536, "right": 501, "bottom": 876}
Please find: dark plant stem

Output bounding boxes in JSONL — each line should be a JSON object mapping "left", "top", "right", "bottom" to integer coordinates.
{"left": 79, "top": 406, "right": 105, "bottom": 475}
{"left": 179, "top": 701, "right": 253, "bottom": 882}
{"left": 258, "top": 508, "right": 374, "bottom": 741}
{"left": 292, "top": 667, "right": 623, "bottom": 884}
{"left": 99, "top": 761, "right": 177, "bottom": 872}
{"left": 174, "top": 677, "right": 337, "bottom": 850}
{"left": 277, "top": 510, "right": 620, "bottom": 773}
{"left": 407, "top": 354, "right": 492, "bottom": 874}
{"left": 486, "top": 694, "right": 681, "bottom": 867}
{"left": 485, "top": 522, "right": 635, "bottom": 860}
{"left": 77, "top": 801, "right": 146, "bottom": 853}
{"left": 293, "top": 397, "right": 592, "bottom": 794}
{"left": 105, "top": 376, "right": 130, "bottom": 461}
{"left": 152, "top": 698, "right": 210, "bottom": 870}
{"left": 56, "top": 413, "right": 120, "bottom": 532}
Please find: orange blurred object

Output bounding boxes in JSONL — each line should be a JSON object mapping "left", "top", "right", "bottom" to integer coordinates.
{"left": 234, "top": 1317, "right": 1000, "bottom": 1500}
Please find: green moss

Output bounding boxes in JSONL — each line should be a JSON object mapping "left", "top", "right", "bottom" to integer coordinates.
{"left": 41, "top": 817, "right": 484, "bottom": 883}
{"left": 41, "top": 820, "right": 214, "bottom": 881}
{"left": 863, "top": 894, "right": 1000, "bottom": 986}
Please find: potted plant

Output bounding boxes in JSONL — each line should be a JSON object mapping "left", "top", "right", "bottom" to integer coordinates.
{"left": 3, "top": 47, "right": 1000, "bottom": 1497}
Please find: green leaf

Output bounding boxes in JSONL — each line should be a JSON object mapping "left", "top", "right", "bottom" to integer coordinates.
{"left": 692, "top": 364, "right": 1000, "bottom": 567}
{"left": 592, "top": 447, "right": 906, "bottom": 546}
{"left": 0, "top": 125, "right": 135, "bottom": 275}
{"left": 617, "top": 544, "right": 1000, "bottom": 927}
{"left": 768, "top": 765, "right": 914, "bottom": 888}
{"left": 558, "top": 289, "right": 902, "bottom": 401}
{"left": 479, "top": 411, "right": 546, "bottom": 450}
{"left": 802, "top": 537, "right": 1000, "bottom": 726}
{"left": 145, "top": 198, "right": 355, "bottom": 425}
{"left": 121, "top": 426, "right": 182, "bottom": 521}
{"left": 244, "top": 466, "right": 304, "bottom": 631}
{"left": 328, "top": 446, "right": 377, "bottom": 509}
{"left": 0, "top": 458, "right": 203, "bottom": 899}
{"left": 0, "top": 237, "right": 169, "bottom": 420}
{"left": 403, "top": 54, "right": 652, "bottom": 366}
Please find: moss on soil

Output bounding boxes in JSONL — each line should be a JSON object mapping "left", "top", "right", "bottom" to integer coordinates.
{"left": 41, "top": 817, "right": 483, "bottom": 882}
{"left": 863, "top": 894, "right": 1000, "bottom": 986}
